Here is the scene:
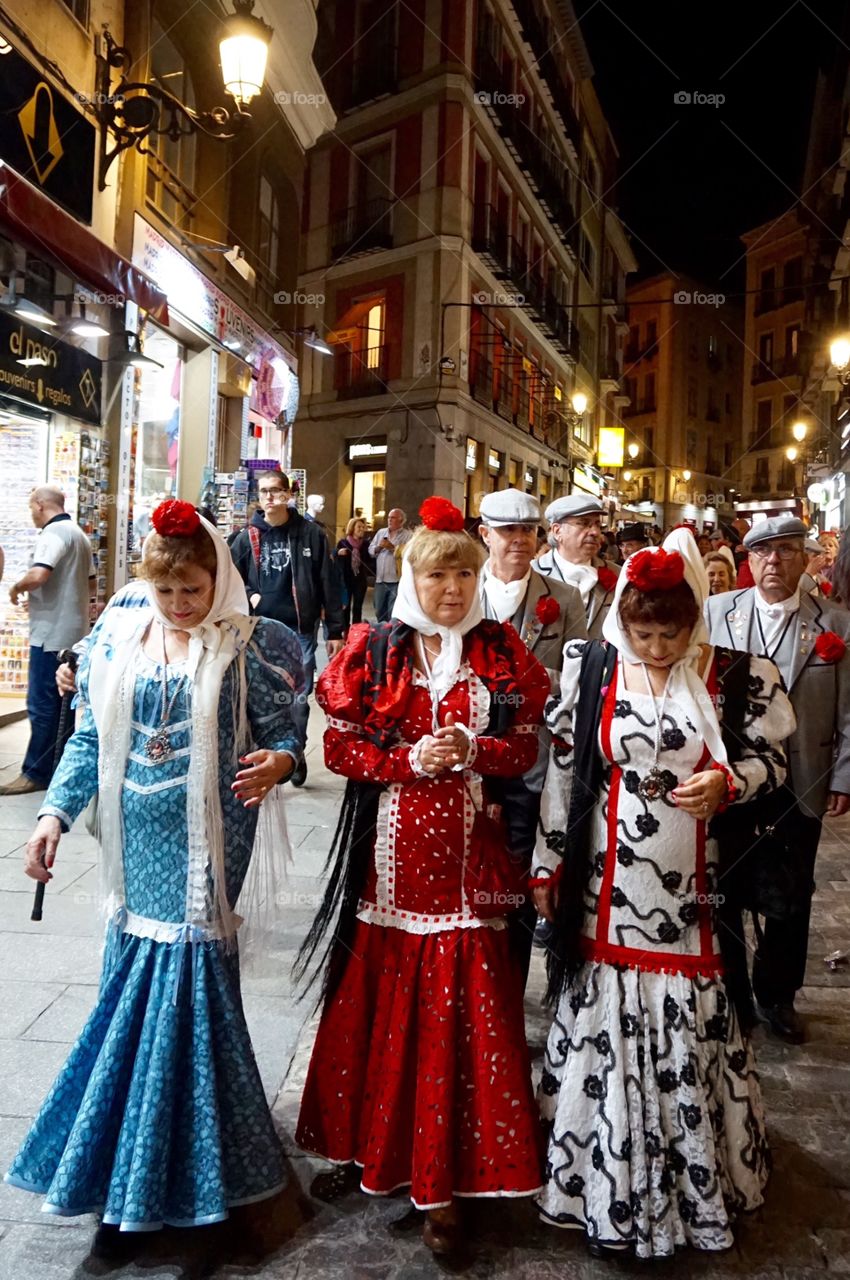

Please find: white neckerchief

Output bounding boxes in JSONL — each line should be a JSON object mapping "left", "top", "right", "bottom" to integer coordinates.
{"left": 482, "top": 563, "right": 530, "bottom": 623}
{"left": 392, "top": 554, "right": 483, "bottom": 702}
{"left": 553, "top": 549, "right": 597, "bottom": 605}
{"left": 602, "top": 527, "right": 729, "bottom": 767}
{"left": 754, "top": 586, "right": 800, "bottom": 651}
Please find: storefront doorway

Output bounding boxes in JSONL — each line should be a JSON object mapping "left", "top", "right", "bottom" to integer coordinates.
{"left": 130, "top": 326, "right": 184, "bottom": 559}
{"left": 352, "top": 468, "right": 386, "bottom": 528}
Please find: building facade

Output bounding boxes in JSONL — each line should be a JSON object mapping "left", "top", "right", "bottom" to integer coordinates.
{"left": 622, "top": 274, "right": 743, "bottom": 531}
{"left": 293, "top": 0, "right": 635, "bottom": 539}
{"left": 0, "top": 0, "right": 332, "bottom": 706}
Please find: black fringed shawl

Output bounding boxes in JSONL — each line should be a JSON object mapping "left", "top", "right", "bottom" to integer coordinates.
{"left": 294, "top": 618, "right": 528, "bottom": 1005}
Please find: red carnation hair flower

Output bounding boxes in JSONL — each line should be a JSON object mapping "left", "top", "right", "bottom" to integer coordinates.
{"left": 625, "top": 547, "right": 685, "bottom": 592}
{"left": 151, "top": 499, "right": 201, "bottom": 538}
{"left": 419, "top": 496, "right": 464, "bottom": 532}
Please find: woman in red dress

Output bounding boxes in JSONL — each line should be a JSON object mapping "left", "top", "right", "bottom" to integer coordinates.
{"left": 295, "top": 498, "right": 550, "bottom": 1255}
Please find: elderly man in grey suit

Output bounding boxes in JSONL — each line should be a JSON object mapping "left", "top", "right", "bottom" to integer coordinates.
{"left": 535, "top": 494, "right": 620, "bottom": 640}
{"left": 705, "top": 516, "right": 850, "bottom": 1043}
{"left": 479, "top": 488, "right": 587, "bottom": 981}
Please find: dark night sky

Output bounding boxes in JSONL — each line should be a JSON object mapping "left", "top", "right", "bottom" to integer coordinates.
{"left": 579, "top": 0, "right": 839, "bottom": 289}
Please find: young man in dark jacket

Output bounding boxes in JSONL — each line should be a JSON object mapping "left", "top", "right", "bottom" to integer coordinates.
{"left": 230, "top": 471, "right": 344, "bottom": 785}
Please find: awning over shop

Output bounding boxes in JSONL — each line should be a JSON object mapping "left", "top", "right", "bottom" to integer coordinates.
{"left": 325, "top": 297, "right": 378, "bottom": 345}
{"left": 0, "top": 164, "right": 169, "bottom": 323}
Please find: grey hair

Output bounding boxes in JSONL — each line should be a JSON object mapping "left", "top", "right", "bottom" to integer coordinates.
{"left": 32, "top": 484, "right": 65, "bottom": 509}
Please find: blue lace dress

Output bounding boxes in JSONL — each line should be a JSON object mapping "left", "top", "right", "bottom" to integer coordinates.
{"left": 5, "top": 615, "right": 303, "bottom": 1230}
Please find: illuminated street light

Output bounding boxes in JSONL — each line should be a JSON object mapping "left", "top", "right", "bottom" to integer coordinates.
{"left": 791, "top": 421, "right": 808, "bottom": 443}
{"left": 786, "top": 446, "right": 798, "bottom": 462}
{"left": 627, "top": 441, "right": 640, "bottom": 460}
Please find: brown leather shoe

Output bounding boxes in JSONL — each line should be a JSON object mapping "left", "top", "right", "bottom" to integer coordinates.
{"left": 0, "top": 774, "right": 45, "bottom": 796}
{"left": 423, "top": 1204, "right": 461, "bottom": 1256}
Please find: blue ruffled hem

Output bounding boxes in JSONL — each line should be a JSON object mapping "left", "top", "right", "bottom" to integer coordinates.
{"left": 6, "top": 930, "right": 287, "bottom": 1229}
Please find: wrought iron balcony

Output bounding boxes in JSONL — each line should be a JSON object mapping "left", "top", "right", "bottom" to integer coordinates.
{"left": 330, "top": 197, "right": 393, "bottom": 260}
{"left": 335, "top": 345, "right": 389, "bottom": 398}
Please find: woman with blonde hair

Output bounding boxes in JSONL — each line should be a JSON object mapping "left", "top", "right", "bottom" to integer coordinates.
{"left": 7, "top": 500, "right": 304, "bottom": 1253}
{"left": 703, "top": 550, "right": 735, "bottom": 595}
{"left": 336, "top": 515, "right": 373, "bottom": 630}
{"left": 295, "top": 497, "right": 550, "bottom": 1256}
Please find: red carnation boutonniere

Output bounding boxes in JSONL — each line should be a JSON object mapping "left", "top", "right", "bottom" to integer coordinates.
{"left": 535, "top": 595, "right": 561, "bottom": 626}
{"left": 821, "top": 579, "right": 833, "bottom": 596}
{"left": 815, "top": 630, "right": 847, "bottom": 664}
{"left": 597, "top": 566, "right": 618, "bottom": 594}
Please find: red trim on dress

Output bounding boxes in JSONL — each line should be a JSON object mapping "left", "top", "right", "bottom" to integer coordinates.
{"left": 595, "top": 667, "right": 620, "bottom": 946}
{"left": 580, "top": 936, "right": 724, "bottom": 978}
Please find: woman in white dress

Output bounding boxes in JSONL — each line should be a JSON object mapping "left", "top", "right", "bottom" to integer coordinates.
{"left": 531, "top": 529, "right": 795, "bottom": 1259}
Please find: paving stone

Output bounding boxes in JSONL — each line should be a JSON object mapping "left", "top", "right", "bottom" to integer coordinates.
{"left": 0, "top": 1038, "right": 70, "bottom": 1117}
{"left": 0, "top": 980, "right": 67, "bottom": 1040}
{"left": 20, "top": 984, "right": 97, "bottom": 1043}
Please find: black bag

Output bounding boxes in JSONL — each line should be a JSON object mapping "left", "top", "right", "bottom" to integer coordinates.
{"left": 711, "top": 650, "right": 812, "bottom": 921}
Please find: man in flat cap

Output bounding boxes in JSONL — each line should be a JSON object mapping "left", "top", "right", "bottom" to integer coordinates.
{"left": 535, "top": 494, "right": 620, "bottom": 640}
{"left": 616, "top": 522, "right": 650, "bottom": 559}
{"left": 705, "top": 515, "right": 850, "bottom": 1043}
{"left": 478, "top": 488, "right": 587, "bottom": 981}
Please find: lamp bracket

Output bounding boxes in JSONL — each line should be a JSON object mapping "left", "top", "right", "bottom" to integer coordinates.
{"left": 95, "top": 27, "right": 249, "bottom": 190}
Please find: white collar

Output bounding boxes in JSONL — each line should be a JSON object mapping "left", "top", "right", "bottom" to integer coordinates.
{"left": 754, "top": 587, "right": 801, "bottom": 617}
{"left": 482, "top": 566, "right": 530, "bottom": 622}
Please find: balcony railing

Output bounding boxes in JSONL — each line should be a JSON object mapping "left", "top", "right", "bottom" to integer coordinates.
{"left": 749, "top": 475, "right": 772, "bottom": 494}
{"left": 335, "top": 345, "right": 389, "bottom": 397}
{"left": 471, "top": 203, "right": 511, "bottom": 277}
{"left": 755, "top": 290, "right": 778, "bottom": 316}
{"left": 751, "top": 353, "right": 802, "bottom": 383}
{"left": 331, "top": 197, "right": 393, "bottom": 260}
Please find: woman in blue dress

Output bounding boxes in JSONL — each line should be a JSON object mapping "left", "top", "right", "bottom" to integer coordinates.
{"left": 5, "top": 500, "right": 304, "bottom": 1250}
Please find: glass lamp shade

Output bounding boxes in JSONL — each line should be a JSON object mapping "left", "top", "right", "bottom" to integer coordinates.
{"left": 785, "top": 446, "right": 798, "bottom": 462}
{"left": 791, "top": 421, "right": 808, "bottom": 442}
{"left": 682, "top": 470, "right": 691, "bottom": 481}
{"left": 830, "top": 336, "right": 850, "bottom": 371}
{"left": 571, "top": 391, "right": 588, "bottom": 415}
{"left": 220, "top": 3, "right": 272, "bottom": 106}
{"left": 627, "top": 442, "right": 640, "bottom": 459}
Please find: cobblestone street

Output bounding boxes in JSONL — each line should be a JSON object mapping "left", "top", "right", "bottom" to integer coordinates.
{"left": 1, "top": 707, "right": 849, "bottom": 1279}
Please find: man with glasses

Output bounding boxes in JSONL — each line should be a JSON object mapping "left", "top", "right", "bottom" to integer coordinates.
{"left": 368, "top": 508, "right": 411, "bottom": 621}
{"left": 535, "top": 495, "right": 620, "bottom": 640}
{"left": 230, "top": 471, "right": 343, "bottom": 786}
{"left": 705, "top": 515, "right": 850, "bottom": 1043}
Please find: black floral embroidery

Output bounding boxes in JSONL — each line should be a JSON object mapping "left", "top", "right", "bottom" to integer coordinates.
{"left": 591, "top": 1146, "right": 605, "bottom": 1170}
{"left": 679, "top": 901, "right": 699, "bottom": 926}
{"left": 583, "top": 1074, "right": 606, "bottom": 1099}
{"left": 636, "top": 812, "right": 660, "bottom": 837}
{"left": 564, "top": 1174, "right": 585, "bottom": 1196}
{"left": 610, "top": 1199, "right": 631, "bottom": 1224}
{"left": 644, "top": 1132, "right": 662, "bottom": 1157}
{"left": 661, "top": 726, "right": 686, "bottom": 751}
{"left": 540, "top": 1070, "right": 560, "bottom": 1096}
{"left": 688, "top": 1163, "right": 711, "bottom": 1190}
{"left": 593, "top": 850, "right": 607, "bottom": 877}
{"left": 657, "top": 1068, "right": 678, "bottom": 1093}
{"left": 623, "top": 770, "right": 641, "bottom": 794}
{"left": 680, "top": 1061, "right": 697, "bottom": 1087}
{"left": 678, "top": 1194, "right": 696, "bottom": 1224}
{"left": 617, "top": 843, "right": 635, "bottom": 866}
{"left": 668, "top": 1148, "right": 687, "bottom": 1174}
{"left": 728, "top": 1049, "right": 747, "bottom": 1075}
{"left": 682, "top": 1104, "right": 702, "bottom": 1130}
{"left": 662, "top": 870, "right": 683, "bottom": 892}
{"left": 594, "top": 1031, "right": 611, "bottom": 1055}
{"left": 703, "top": 1014, "right": 726, "bottom": 1040}
{"left": 620, "top": 1012, "right": 639, "bottom": 1037}
{"left": 657, "top": 921, "right": 681, "bottom": 943}
{"left": 610, "top": 886, "right": 628, "bottom": 908}
{"left": 614, "top": 699, "right": 631, "bottom": 718}
{"left": 663, "top": 995, "right": 680, "bottom": 1024}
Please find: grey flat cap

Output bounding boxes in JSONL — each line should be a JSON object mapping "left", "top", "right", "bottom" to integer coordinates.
{"left": 743, "top": 516, "right": 808, "bottom": 548}
{"left": 545, "top": 494, "right": 605, "bottom": 523}
{"left": 805, "top": 536, "right": 823, "bottom": 554}
{"left": 479, "top": 488, "right": 541, "bottom": 526}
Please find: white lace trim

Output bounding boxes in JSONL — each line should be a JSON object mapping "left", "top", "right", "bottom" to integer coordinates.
{"left": 128, "top": 746, "right": 192, "bottom": 766}
{"left": 124, "top": 775, "right": 188, "bottom": 795}
{"left": 38, "top": 804, "right": 74, "bottom": 830}
{"left": 132, "top": 717, "right": 192, "bottom": 736}
{"left": 120, "top": 906, "right": 242, "bottom": 943}
{"left": 325, "top": 714, "right": 362, "bottom": 733}
{"left": 355, "top": 901, "right": 505, "bottom": 934}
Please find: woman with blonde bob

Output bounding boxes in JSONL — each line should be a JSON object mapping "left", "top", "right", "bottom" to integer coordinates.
{"left": 295, "top": 497, "right": 551, "bottom": 1257}
{"left": 7, "top": 500, "right": 305, "bottom": 1254}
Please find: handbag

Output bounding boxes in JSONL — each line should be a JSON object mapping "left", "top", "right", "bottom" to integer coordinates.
{"left": 710, "top": 649, "right": 812, "bottom": 921}
{"left": 464, "top": 781, "right": 527, "bottom": 920}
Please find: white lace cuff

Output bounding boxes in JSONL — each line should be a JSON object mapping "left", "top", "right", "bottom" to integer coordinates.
{"left": 409, "top": 741, "right": 429, "bottom": 777}
{"left": 452, "top": 722, "right": 477, "bottom": 772}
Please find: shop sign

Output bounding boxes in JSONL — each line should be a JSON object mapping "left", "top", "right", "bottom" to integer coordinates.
{"left": 132, "top": 215, "right": 297, "bottom": 375}
{"left": 488, "top": 449, "right": 502, "bottom": 472}
{"left": 0, "top": 309, "right": 101, "bottom": 425}
{"left": 572, "top": 464, "right": 602, "bottom": 496}
{"left": 0, "top": 43, "right": 95, "bottom": 223}
{"left": 348, "top": 440, "right": 388, "bottom": 462}
{"left": 466, "top": 438, "right": 479, "bottom": 472}
{"left": 597, "top": 426, "right": 624, "bottom": 469}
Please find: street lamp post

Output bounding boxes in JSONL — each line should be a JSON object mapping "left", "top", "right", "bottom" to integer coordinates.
{"left": 94, "top": 2, "right": 273, "bottom": 188}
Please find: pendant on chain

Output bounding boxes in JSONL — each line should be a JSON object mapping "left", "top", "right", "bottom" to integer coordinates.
{"left": 637, "top": 766, "right": 674, "bottom": 802}
{"left": 145, "top": 727, "right": 173, "bottom": 763}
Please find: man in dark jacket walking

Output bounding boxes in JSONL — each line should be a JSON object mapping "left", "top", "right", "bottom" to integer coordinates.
{"left": 230, "top": 470, "right": 344, "bottom": 785}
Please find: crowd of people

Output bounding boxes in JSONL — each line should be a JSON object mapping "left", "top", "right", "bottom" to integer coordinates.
{"left": 1, "top": 476, "right": 848, "bottom": 1265}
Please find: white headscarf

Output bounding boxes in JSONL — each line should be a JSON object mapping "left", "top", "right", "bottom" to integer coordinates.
{"left": 602, "top": 527, "right": 729, "bottom": 766}
{"left": 87, "top": 514, "right": 281, "bottom": 945}
{"left": 392, "top": 551, "right": 483, "bottom": 702}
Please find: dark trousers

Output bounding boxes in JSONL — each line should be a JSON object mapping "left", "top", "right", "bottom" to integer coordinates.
{"left": 342, "top": 576, "right": 368, "bottom": 630}
{"left": 501, "top": 776, "right": 542, "bottom": 988}
{"left": 22, "top": 646, "right": 70, "bottom": 786}
{"left": 751, "top": 811, "right": 822, "bottom": 1006}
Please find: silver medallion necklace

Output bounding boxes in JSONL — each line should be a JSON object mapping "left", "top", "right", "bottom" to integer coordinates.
{"left": 144, "top": 625, "right": 186, "bottom": 763}
{"left": 635, "top": 660, "right": 675, "bottom": 802}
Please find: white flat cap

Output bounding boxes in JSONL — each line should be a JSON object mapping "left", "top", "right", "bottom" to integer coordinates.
{"left": 479, "top": 488, "right": 542, "bottom": 525}
{"left": 545, "top": 494, "right": 605, "bottom": 523}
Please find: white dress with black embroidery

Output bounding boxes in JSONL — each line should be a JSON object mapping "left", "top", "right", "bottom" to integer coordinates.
{"left": 532, "top": 641, "right": 795, "bottom": 1257}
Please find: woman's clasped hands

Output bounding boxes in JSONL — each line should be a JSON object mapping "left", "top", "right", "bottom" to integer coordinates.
{"left": 416, "top": 711, "right": 472, "bottom": 776}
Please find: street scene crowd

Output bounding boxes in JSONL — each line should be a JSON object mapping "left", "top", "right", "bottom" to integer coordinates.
{"left": 0, "top": 477, "right": 847, "bottom": 1268}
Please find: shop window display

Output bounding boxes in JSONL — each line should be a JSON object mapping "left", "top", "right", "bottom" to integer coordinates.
{"left": 131, "top": 328, "right": 183, "bottom": 558}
